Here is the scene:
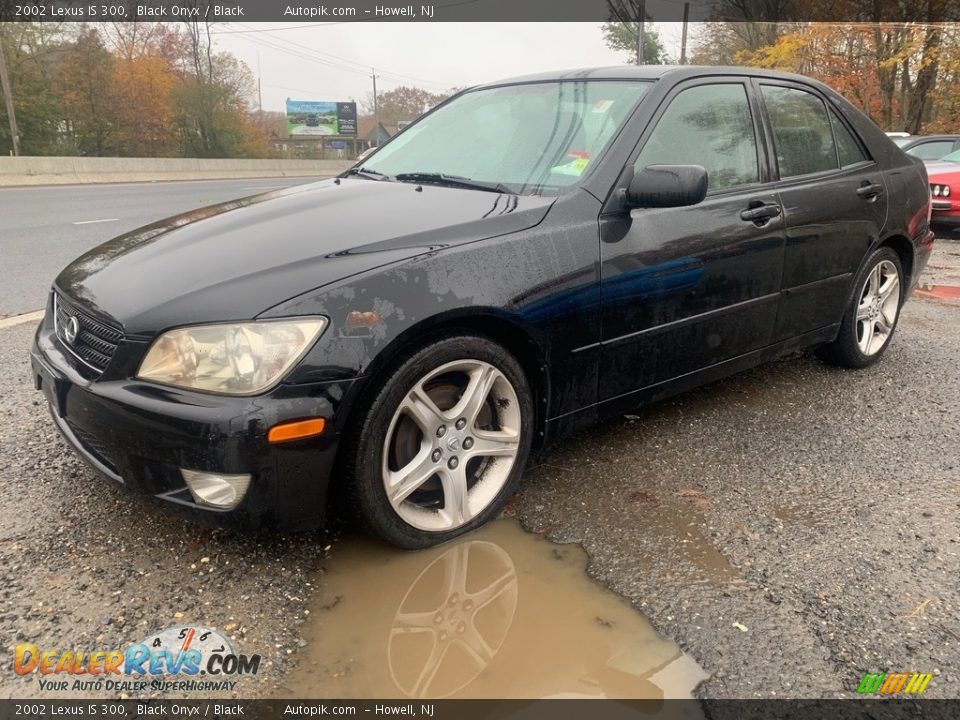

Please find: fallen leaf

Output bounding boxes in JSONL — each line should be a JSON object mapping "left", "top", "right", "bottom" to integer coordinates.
{"left": 629, "top": 490, "right": 658, "bottom": 505}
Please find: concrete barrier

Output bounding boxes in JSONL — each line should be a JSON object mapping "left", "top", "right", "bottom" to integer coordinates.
{"left": 0, "top": 156, "right": 355, "bottom": 186}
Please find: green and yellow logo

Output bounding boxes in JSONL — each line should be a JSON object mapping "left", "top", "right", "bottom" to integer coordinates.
{"left": 856, "top": 672, "right": 933, "bottom": 695}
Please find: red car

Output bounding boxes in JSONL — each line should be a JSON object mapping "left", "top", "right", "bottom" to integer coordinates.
{"left": 925, "top": 160, "right": 960, "bottom": 232}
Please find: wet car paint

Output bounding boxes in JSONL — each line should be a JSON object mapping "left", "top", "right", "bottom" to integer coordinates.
{"left": 32, "top": 66, "right": 935, "bottom": 531}
{"left": 924, "top": 161, "right": 960, "bottom": 232}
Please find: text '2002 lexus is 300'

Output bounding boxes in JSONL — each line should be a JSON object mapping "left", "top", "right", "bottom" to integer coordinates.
{"left": 31, "top": 66, "right": 933, "bottom": 548}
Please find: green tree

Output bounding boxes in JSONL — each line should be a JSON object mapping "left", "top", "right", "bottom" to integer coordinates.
{"left": 0, "top": 23, "right": 67, "bottom": 155}
{"left": 602, "top": 21, "right": 666, "bottom": 64}
{"left": 173, "top": 52, "right": 262, "bottom": 158}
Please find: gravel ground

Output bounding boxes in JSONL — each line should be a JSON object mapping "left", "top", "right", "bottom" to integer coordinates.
{"left": 0, "top": 322, "right": 334, "bottom": 698}
{"left": 513, "top": 245, "right": 960, "bottom": 699}
{"left": 0, "top": 242, "right": 958, "bottom": 700}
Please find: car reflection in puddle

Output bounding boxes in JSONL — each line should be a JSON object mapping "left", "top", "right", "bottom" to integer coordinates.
{"left": 283, "top": 519, "right": 707, "bottom": 700}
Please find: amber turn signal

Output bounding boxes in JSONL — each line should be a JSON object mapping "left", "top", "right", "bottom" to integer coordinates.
{"left": 267, "top": 418, "right": 326, "bottom": 444}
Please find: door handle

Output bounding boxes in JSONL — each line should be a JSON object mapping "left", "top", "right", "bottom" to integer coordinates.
{"left": 739, "top": 203, "right": 781, "bottom": 223}
{"left": 856, "top": 182, "right": 883, "bottom": 199}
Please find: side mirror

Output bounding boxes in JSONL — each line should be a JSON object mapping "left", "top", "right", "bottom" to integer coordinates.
{"left": 625, "top": 164, "right": 708, "bottom": 209}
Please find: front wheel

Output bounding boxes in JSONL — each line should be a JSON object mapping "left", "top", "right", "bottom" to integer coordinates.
{"left": 817, "top": 247, "right": 904, "bottom": 369}
{"left": 345, "top": 336, "right": 534, "bottom": 549}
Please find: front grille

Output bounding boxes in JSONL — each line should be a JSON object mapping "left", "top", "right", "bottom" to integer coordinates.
{"left": 68, "top": 423, "right": 119, "bottom": 474}
{"left": 54, "top": 292, "right": 122, "bottom": 375}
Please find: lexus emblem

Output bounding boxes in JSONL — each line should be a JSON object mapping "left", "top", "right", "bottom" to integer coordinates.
{"left": 64, "top": 316, "right": 80, "bottom": 345}
{"left": 446, "top": 436, "right": 461, "bottom": 452}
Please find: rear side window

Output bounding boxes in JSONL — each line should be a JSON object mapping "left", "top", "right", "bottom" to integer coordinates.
{"left": 635, "top": 83, "right": 759, "bottom": 191}
{"left": 907, "top": 140, "right": 954, "bottom": 160}
{"left": 830, "top": 109, "right": 868, "bottom": 167}
{"left": 762, "top": 85, "right": 838, "bottom": 177}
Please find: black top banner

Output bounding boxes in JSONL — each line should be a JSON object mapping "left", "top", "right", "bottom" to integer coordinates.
{"left": 3, "top": 0, "right": 960, "bottom": 23}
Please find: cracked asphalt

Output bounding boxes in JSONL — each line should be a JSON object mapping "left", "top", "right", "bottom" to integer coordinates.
{"left": 1, "top": 241, "right": 958, "bottom": 700}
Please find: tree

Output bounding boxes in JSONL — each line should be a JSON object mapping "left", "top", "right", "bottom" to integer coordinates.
{"left": 0, "top": 23, "right": 68, "bottom": 155}
{"left": 173, "top": 52, "right": 262, "bottom": 158}
{"left": 362, "top": 85, "right": 451, "bottom": 126}
{"left": 58, "top": 25, "right": 114, "bottom": 155}
{"left": 601, "top": 22, "right": 666, "bottom": 64}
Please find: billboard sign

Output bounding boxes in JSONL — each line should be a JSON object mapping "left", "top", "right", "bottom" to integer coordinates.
{"left": 286, "top": 100, "right": 357, "bottom": 137}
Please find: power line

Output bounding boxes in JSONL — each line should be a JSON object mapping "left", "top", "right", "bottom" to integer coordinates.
{"left": 210, "top": 23, "right": 346, "bottom": 34}
{"left": 221, "top": 22, "right": 453, "bottom": 90}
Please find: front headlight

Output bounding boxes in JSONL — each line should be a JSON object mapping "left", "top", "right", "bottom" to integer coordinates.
{"left": 137, "top": 318, "right": 327, "bottom": 395}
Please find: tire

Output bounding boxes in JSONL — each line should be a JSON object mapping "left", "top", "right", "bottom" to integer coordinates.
{"left": 816, "top": 246, "right": 904, "bottom": 369}
{"left": 343, "top": 335, "right": 534, "bottom": 549}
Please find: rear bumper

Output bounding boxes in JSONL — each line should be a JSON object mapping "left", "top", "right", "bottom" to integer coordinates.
{"left": 31, "top": 319, "right": 356, "bottom": 532}
{"left": 909, "top": 228, "right": 936, "bottom": 296}
{"left": 930, "top": 208, "right": 960, "bottom": 231}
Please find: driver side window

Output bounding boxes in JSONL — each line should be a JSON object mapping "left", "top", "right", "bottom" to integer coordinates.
{"left": 635, "top": 83, "right": 760, "bottom": 192}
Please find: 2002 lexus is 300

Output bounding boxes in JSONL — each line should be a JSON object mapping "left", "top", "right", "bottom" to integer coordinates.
{"left": 32, "top": 66, "right": 933, "bottom": 548}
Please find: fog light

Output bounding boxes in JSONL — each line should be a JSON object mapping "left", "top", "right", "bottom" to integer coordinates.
{"left": 180, "top": 469, "right": 251, "bottom": 510}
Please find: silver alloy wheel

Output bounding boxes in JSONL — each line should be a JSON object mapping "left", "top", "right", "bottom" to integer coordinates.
{"left": 856, "top": 259, "right": 901, "bottom": 356}
{"left": 382, "top": 359, "right": 522, "bottom": 532}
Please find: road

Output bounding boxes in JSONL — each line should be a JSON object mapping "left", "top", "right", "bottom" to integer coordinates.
{"left": 0, "top": 177, "right": 318, "bottom": 318}
{"left": 0, "top": 190, "right": 958, "bottom": 700}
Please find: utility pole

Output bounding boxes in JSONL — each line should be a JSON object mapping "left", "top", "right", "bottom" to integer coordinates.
{"left": 371, "top": 68, "right": 380, "bottom": 132}
{"left": 256, "top": 50, "right": 263, "bottom": 115}
{"left": 680, "top": 2, "right": 689, "bottom": 65}
{"left": 0, "top": 28, "right": 19, "bottom": 156}
{"left": 636, "top": 0, "right": 646, "bottom": 65}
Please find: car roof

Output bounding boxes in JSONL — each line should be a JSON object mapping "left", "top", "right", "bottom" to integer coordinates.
{"left": 475, "top": 65, "right": 834, "bottom": 88}
{"left": 906, "top": 134, "right": 960, "bottom": 141}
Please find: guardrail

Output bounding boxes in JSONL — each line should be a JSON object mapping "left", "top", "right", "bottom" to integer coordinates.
{"left": 0, "top": 157, "right": 355, "bottom": 186}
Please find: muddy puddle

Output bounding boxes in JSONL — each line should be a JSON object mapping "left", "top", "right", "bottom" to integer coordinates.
{"left": 284, "top": 519, "right": 707, "bottom": 700}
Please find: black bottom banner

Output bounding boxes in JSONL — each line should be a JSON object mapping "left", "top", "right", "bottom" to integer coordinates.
{"left": 1, "top": 699, "right": 958, "bottom": 720}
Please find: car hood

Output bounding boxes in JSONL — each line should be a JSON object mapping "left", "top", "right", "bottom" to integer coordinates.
{"left": 55, "top": 178, "right": 555, "bottom": 335}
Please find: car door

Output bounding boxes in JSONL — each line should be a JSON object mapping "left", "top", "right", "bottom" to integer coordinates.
{"left": 756, "top": 81, "right": 889, "bottom": 341}
{"left": 598, "top": 78, "right": 785, "bottom": 403}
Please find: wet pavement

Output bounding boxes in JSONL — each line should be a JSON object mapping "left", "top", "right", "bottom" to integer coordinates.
{"left": 283, "top": 519, "right": 706, "bottom": 699}
{"left": 0, "top": 240, "right": 958, "bottom": 700}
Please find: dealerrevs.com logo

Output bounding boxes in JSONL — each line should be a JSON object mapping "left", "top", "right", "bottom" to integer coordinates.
{"left": 14, "top": 625, "right": 261, "bottom": 693}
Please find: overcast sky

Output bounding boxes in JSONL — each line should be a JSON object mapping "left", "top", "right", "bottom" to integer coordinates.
{"left": 212, "top": 22, "right": 689, "bottom": 113}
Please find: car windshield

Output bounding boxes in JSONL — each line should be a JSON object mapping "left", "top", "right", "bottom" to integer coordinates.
{"left": 362, "top": 80, "right": 650, "bottom": 194}
{"left": 939, "top": 148, "right": 960, "bottom": 163}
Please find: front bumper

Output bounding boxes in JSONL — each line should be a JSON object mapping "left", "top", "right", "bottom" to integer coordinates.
{"left": 31, "top": 316, "right": 356, "bottom": 532}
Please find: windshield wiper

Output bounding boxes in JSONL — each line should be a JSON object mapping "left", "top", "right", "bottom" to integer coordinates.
{"left": 393, "top": 172, "right": 509, "bottom": 194}
{"left": 343, "top": 166, "right": 391, "bottom": 181}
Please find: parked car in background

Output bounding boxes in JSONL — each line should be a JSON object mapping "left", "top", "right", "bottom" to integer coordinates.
{"left": 31, "top": 66, "right": 934, "bottom": 548}
{"left": 925, "top": 161, "right": 960, "bottom": 233}
{"left": 894, "top": 134, "right": 960, "bottom": 159}
{"left": 935, "top": 148, "right": 960, "bottom": 165}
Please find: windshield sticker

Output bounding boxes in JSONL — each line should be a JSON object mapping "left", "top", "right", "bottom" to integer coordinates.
{"left": 552, "top": 151, "right": 591, "bottom": 176}
{"left": 592, "top": 100, "right": 614, "bottom": 113}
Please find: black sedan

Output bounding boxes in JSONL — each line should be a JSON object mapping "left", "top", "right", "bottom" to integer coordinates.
{"left": 31, "top": 66, "right": 934, "bottom": 548}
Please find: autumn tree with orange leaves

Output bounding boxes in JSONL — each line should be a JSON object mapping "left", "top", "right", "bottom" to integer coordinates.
{"left": 1, "top": 21, "right": 272, "bottom": 157}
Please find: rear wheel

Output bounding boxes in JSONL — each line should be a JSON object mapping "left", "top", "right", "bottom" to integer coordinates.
{"left": 346, "top": 336, "right": 533, "bottom": 549}
{"left": 817, "top": 247, "right": 904, "bottom": 368}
